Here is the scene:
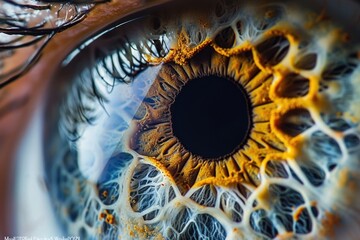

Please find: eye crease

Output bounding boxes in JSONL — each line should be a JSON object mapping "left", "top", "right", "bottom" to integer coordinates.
{"left": 11, "top": 0, "right": 360, "bottom": 239}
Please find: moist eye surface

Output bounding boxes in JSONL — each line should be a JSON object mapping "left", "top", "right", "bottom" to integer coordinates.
{"left": 44, "top": 0, "right": 360, "bottom": 239}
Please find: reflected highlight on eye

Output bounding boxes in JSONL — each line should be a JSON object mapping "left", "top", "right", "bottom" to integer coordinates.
{"left": 44, "top": 1, "right": 360, "bottom": 239}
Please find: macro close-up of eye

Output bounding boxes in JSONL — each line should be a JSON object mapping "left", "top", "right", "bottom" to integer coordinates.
{"left": 1, "top": 0, "right": 360, "bottom": 239}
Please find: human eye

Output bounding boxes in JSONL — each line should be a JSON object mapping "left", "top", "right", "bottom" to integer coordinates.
{"left": 8, "top": 0, "right": 360, "bottom": 239}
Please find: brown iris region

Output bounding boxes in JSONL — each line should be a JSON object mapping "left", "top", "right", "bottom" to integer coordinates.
{"left": 129, "top": 46, "right": 290, "bottom": 193}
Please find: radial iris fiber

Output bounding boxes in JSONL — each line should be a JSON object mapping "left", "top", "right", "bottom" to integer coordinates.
{"left": 44, "top": 0, "right": 360, "bottom": 239}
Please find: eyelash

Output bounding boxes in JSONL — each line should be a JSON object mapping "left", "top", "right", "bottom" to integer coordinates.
{"left": 0, "top": 0, "right": 101, "bottom": 87}
{"left": 58, "top": 3, "right": 281, "bottom": 142}
{"left": 59, "top": 26, "right": 172, "bottom": 141}
{"left": 59, "top": 0, "right": 360, "bottom": 146}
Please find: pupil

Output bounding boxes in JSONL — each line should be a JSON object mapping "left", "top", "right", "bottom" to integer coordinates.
{"left": 170, "top": 75, "right": 252, "bottom": 159}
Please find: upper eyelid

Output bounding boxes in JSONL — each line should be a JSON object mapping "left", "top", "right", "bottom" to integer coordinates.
{"left": 0, "top": 0, "right": 99, "bottom": 88}
{"left": 0, "top": 0, "right": 170, "bottom": 88}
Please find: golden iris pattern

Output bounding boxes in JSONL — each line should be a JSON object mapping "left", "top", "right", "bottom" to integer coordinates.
{"left": 46, "top": 1, "right": 360, "bottom": 239}
{"left": 130, "top": 48, "right": 283, "bottom": 193}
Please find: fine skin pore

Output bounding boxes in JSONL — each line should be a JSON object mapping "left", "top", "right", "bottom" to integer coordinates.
{"left": 1, "top": 0, "right": 360, "bottom": 237}
{"left": 0, "top": 0, "right": 169, "bottom": 235}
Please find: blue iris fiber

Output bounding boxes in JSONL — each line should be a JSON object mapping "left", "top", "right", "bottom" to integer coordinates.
{"left": 97, "top": 152, "right": 133, "bottom": 184}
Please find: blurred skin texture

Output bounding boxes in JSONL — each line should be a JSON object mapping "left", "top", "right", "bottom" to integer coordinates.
{"left": 0, "top": 0, "right": 359, "bottom": 238}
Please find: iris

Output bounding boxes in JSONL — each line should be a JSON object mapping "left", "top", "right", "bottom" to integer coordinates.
{"left": 43, "top": 0, "right": 360, "bottom": 239}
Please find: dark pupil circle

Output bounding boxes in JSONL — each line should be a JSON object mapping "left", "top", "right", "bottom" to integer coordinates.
{"left": 170, "top": 75, "right": 252, "bottom": 159}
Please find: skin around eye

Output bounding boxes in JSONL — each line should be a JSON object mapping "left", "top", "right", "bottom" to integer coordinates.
{"left": 39, "top": 0, "right": 360, "bottom": 239}
{"left": 0, "top": 0, "right": 169, "bottom": 235}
